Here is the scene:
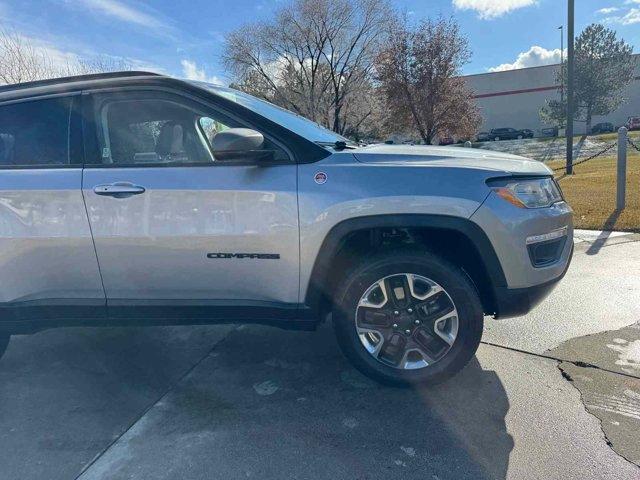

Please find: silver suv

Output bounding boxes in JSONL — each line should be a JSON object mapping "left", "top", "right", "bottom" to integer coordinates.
{"left": 0, "top": 72, "right": 573, "bottom": 385}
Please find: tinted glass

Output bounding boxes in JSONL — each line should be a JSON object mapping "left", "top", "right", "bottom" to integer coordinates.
{"left": 0, "top": 97, "right": 72, "bottom": 167}
{"left": 192, "top": 82, "right": 348, "bottom": 145}
{"left": 95, "top": 98, "right": 217, "bottom": 165}
{"left": 94, "top": 94, "right": 288, "bottom": 165}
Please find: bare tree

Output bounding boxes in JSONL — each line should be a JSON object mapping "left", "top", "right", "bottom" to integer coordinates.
{"left": 541, "top": 23, "right": 635, "bottom": 132}
{"left": 223, "top": 0, "right": 393, "bottom": 135}
{"left": 0, "top": 29, "right": 58, "bottom": 84}
{"left": 375, "top": 17, "right": 480, "bottom": 145}
{"left": 1, "top": 25, "right": 134, "bottom": 86}
{"left": 70, "top": 55, "right": 134, "bottom": 76}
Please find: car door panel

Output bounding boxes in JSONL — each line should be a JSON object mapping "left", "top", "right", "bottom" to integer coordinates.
{"left": 81, "top": 90, "right": 300, "bottom": 307}
{"left": 82, "top": 165, "right": 299, "bottom": 303}
{"left": 0, "top": 169, "right": 105, "bottom": 304}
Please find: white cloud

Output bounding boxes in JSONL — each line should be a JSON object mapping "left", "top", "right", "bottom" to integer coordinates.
{"left": 452, "top": 0, "right": 537, "bottom": 19}
{"left": 597, "top": 7, "right": 619, "bottom": 15}
{"left": 180, "top": 59, "right": 224, "bottom": 85}
{"left": 77, "top": 0, "right": 165, "bottom": 28}
{"left": 604, "top": 7, "right": 640, "bottom": 25}
{"left": 489, "top": 45, "right": 563, "bottom": 72}
{"left": 620, "top": 8, "right": 640, "bottom": 23}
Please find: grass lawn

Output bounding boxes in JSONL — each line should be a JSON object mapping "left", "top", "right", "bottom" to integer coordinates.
{"left": 547, "top": 145, "right": 640, "bottom": 232}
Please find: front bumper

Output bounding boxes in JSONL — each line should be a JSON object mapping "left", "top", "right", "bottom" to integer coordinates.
{"left": 493, "top": 242, "right": 573, "bottom": 319}
{"left": 470, "top": 191, "right": 574, "bottom": 319}
{"left": 471, "top": 194, "right": 574, "bottom": 289}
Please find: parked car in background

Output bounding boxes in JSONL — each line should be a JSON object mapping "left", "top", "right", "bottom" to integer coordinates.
{"left": 476, "top": 132, "right": 490, "bottom": 142}
{"left": 521, "top": 129, "right": 534, "bottom": 139}
{"left": 591, "top": 122, "right": 615, "bottom": 135}
{"left": 490, "top": 128, "right": 529, "bottom": 141}
{"left": 541, "top": 127, "right": 559, "bottom": 138}
{"left": 439, "top": 135, "right": 454, "bottom": 146}
{"left": 627, "top": 116, "right": 640, "bottom": 131}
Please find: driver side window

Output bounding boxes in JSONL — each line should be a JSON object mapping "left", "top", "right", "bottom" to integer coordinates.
{"left": 92, "top": 92, "right": 288, "bottom": 166}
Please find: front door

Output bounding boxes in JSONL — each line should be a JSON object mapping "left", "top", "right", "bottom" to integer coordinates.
{"left": 81, "top": 90, "right": 299, "bottom": 319}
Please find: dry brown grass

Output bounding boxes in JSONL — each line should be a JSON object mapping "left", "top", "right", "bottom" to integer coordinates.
{"left": 547, "top": 146, "right": 640, "bottom": 232}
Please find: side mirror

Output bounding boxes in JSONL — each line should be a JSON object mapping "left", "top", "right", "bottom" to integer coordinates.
{"left": 211, "top": 128, "right": 272, "bottom": 163}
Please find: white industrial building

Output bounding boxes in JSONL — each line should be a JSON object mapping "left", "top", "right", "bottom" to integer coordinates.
{"left": 464, "top": 54, "right": 640, "bottom": 135}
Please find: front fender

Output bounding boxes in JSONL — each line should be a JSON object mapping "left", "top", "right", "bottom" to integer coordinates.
{"left": 302, "top": 214, "right": 507, "bottom": 313}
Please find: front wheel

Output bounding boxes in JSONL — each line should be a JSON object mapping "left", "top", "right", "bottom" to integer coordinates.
{"left": 0, "top": 335, "right": 9, "bottom": 360}
{"left": 332, "top": 249, "right": 483, "bottom": 386}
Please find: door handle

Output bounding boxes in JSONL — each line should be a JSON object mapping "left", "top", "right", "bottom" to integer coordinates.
{"left": 93, "top": 182, "right": 146, "bottom": 198}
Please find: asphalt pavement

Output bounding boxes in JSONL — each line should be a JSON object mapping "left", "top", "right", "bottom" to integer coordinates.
{"left": 0, "top": 230, "right": 638, "bottom": 480}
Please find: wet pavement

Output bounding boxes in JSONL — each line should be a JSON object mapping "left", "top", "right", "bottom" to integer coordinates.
{"left": 550, "top": 323, "right": 640, "bottom": 465}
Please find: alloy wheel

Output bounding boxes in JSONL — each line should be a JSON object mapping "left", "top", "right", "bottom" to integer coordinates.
{"left": 355, "top": 273, "right": 459, "bottom": 370}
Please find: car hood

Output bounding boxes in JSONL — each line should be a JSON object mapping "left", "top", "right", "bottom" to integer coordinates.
{"left": 352, "top": 144, "right": 552, "bottom": 176}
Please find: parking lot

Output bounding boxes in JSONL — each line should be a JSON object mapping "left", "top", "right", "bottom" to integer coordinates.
{"left": 1, "top": 231, "right": 639, "bottom": 480}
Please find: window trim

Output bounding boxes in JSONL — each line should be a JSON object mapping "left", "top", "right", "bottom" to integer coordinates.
{"left": 0, "top": 92, "right": 82, "bottom": 170}
{"left": 82, "top": 87, "right": 295, "bottom": 169}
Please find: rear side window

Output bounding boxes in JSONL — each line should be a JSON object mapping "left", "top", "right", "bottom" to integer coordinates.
{"left": 0, "top": 97, "right": 73, "bottom": 167}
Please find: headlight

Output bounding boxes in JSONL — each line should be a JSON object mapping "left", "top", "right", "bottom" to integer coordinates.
{"left": 491, "top": 177, "right": 563, "bottom": 209}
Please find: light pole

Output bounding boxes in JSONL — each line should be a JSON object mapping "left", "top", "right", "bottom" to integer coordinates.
{"left": 566, "top": 0, "right": 575, "bottom": 175}
{"left": 558, "top": 25, "right": 564, "bottom": 105}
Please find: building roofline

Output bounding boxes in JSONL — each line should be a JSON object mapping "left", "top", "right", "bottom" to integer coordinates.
{"left": 463, "top": 63, "right": 561, "bottom": 79}
{"left": 463, "top": 52, "right": 639, "bottom": 79}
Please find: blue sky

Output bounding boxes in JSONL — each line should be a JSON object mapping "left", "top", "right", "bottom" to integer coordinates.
{"left": 0, "top": 0, "right": 638, "bottom": 83}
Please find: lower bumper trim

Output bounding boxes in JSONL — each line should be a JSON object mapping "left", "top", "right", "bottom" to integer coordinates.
{"left": 493, "top": 243, "right": 573, "bottom": 319}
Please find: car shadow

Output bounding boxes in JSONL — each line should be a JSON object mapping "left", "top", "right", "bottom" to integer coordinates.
{"left": 73, "top": 323, "right": 514, "bottom": 480}
{"left": 0, "top": 323, "right": 514, "bottom": 480}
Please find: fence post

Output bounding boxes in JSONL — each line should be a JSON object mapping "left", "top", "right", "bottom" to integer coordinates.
{"left": 617, "top": 127, "right": 627, "bottom": 210}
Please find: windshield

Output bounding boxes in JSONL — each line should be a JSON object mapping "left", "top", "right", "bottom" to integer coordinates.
{"left": 191, "top": 82, "right": 348, "bottom": 145}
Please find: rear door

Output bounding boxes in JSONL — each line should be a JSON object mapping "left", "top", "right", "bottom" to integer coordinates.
{"left": 81, "top": 89, "right": 299, "bottom": 320}
{"left": 0, "top": 95, "right": 105, "bottom": 324}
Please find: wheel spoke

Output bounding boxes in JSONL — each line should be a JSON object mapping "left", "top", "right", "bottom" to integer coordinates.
{"left": 358, "top": 279, "right": 388, "bottom": 309}
{"left": 433, "top": 312, "right": 458, "bottom": 346}
{"left": 414, "top": 292, "right": 455, "bottom": 323}
{"left": 356, "top": 328, "right": 386, "bottom": 358}
{"left": 413, "top": 325, "right": 451, "bottom": 360}
{"left": 377, "top": 332, "right": 407, "bottom": 366}
{"left": 407, "top": 274, "right": 442, "bottom": 301}
{"left": 383, "top": 275, "right": 413, "bottom": 309}
{"left": 357, "top": 306, "right": 392, "bottom": 329}
{"left": 400, "top": 345, "right": 434, "bottom": 369}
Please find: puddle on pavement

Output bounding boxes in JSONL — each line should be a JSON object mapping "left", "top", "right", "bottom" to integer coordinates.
{"left": 548, "top": 323, "right": 640, "bottom": 467}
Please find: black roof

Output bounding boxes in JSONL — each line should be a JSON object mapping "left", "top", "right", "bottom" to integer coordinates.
{"left": 0, "top": 71, "right": 163, "bottom": 95}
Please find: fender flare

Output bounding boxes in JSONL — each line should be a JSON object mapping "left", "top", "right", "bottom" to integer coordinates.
{"left": 304, "top": 214, "right": 507, "bottom": 312}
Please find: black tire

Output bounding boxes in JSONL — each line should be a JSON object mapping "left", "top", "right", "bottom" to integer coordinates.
{"left": 0, "top": 335, "right": 9, "bottom": 360}
{"left": 332, "top": 248, "right": 484, "bottom": 386}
